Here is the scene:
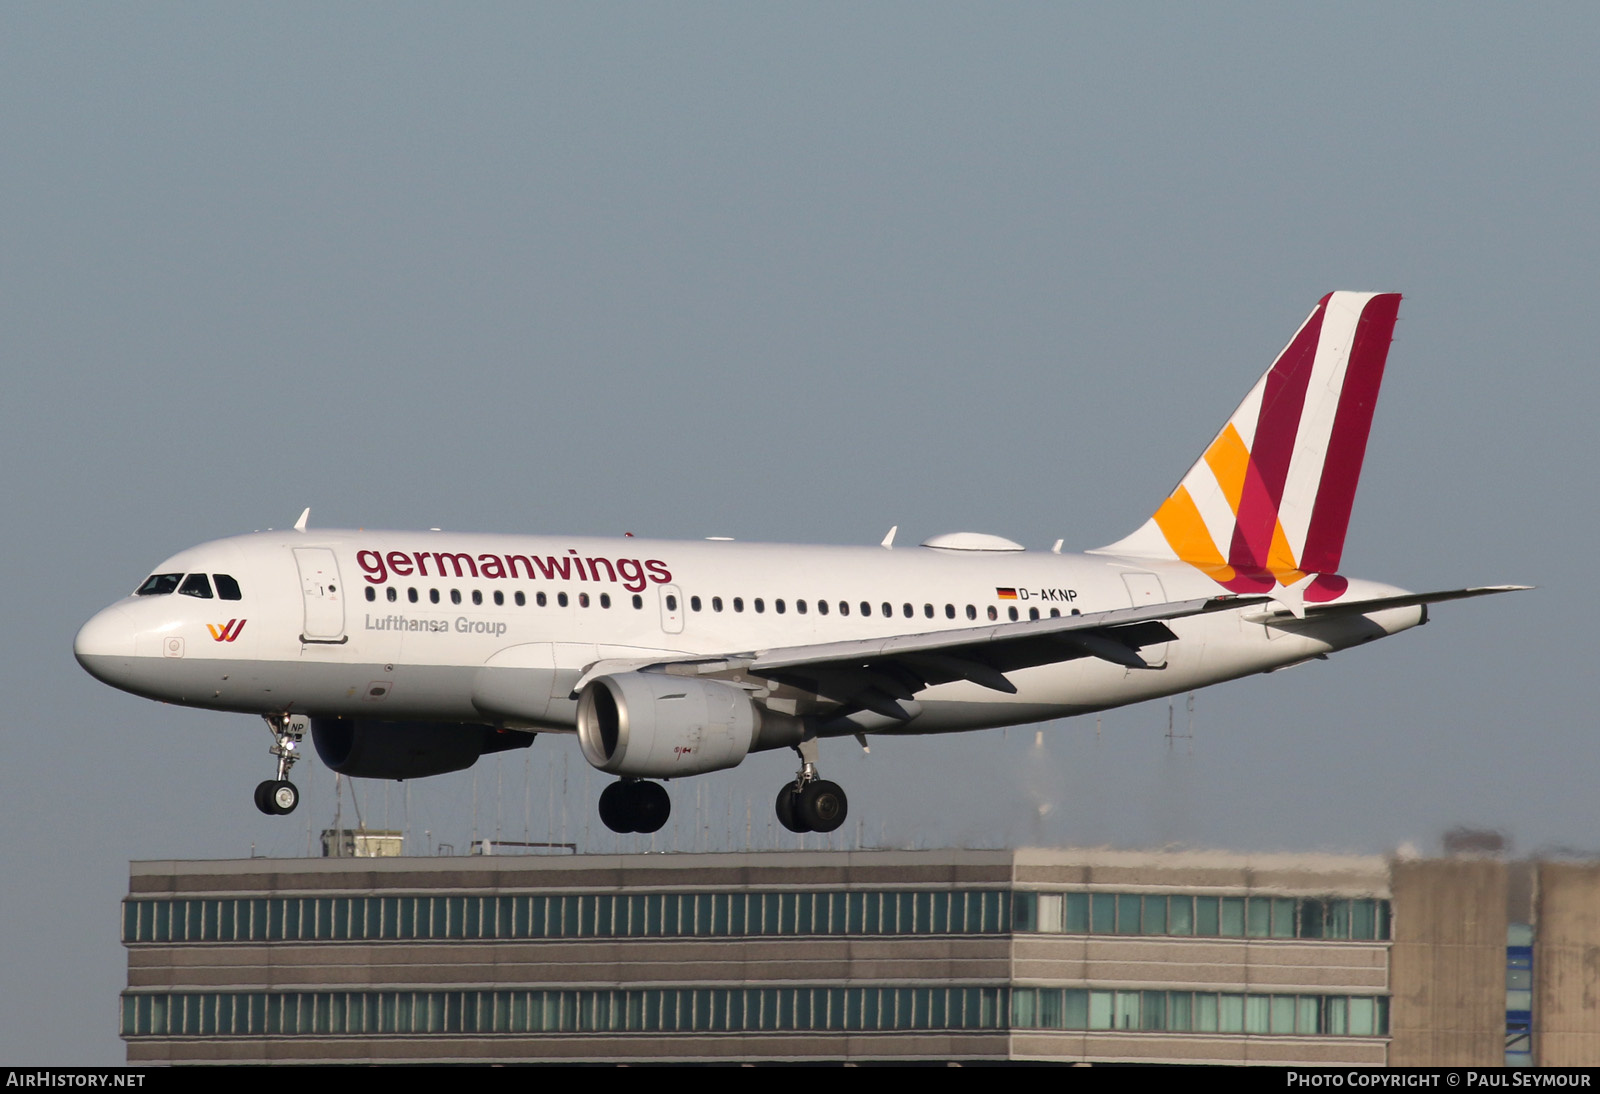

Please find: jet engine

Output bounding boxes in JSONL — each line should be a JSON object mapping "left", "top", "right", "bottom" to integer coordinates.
{"left": 576, "top": 673, "right": 759, "bottom": 778}
{"left": 311, "top": 716, "right": 534, "bottom": 780}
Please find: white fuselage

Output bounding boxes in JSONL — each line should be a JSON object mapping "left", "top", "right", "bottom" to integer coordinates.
{"left": 75, "top": 528, "right": 1423, "bottom": 738}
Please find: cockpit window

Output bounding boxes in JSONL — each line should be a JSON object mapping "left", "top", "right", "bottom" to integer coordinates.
{"left": 136, "top": 573, "right": 182, "bottom": 596}
{"left": 214, "top": 574, "right": 243, "bottom": 601}
{"left": 179, "top": 573, "right": 214, "bottom": 599}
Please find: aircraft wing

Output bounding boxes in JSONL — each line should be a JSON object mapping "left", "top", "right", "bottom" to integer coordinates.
{"left": 574, "top": 594, "right": 1265, "bottom": 722}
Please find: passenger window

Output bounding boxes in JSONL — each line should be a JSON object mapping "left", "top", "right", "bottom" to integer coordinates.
{"left": 136, "top": 574, "right": 183, "bottom": 596}
{"left": 817, "top": 600, "right": 828, "bottom": 616}
{"left": 967, "top": 605, "right": 977, "bottom": 620}
{"left": 537, "top": 592, "right": 548, "bottom": 607}
{"left": 1050, "top": 608, "right": 1060, "bottom": 618}
{"left": 1008, "top": 606, "right": 1019, "bottom": 621}
{"left": 364, "top": 586, "right": 376, "bottom": 602}
{"left": 493, "top": 591, "right": 504, "bottom": 606}
{"left": 430, "top": 589, "right": 440, "bottom": 604}
{"left": 924, "top": 604, "right": 934, "bottom": 618}
{"left": 664, "top": 594, "right": 676, "bottom": 611}
{"left": 408, "top": 588, "right": 418, "bottom": 603}
{"left": 1029, "top": 607, "right": 1039, "bottom": 621}
{"left": 775, "top": 599, "right": 785, "bottom": 614}
{"left": 796, "top": 599, "right": 807, "bottom": 615}
{"left": 881, "top": 602, "right": 892, "bottom": 618}
{"left": 902, "top": 603, "right": 913, "bottom": 618}
{"left": 840, "top": 601, "right": 850, "bottom": 616}
{"left": 471, "top": 590, "right": 483, "bottom": 606}
{"left": 388, "top": 587, "right": 399, "bottom": 603}
{"left": 633, "top": 594, "right": 644, "bottom": 609}
{"left": 713, "top": 597, "right": 723, "bottom": 612}
{"left": 987, "top": 606, "right": 998, "bottom": 621}
{"left": 860, "top": 602, "right": 870, "bottom": 617}
{"left": 579, "top": 593, "right": 590, "bottom": 608}
{"left": 600, "top": 593, "right": 611, "bottom": 608}
{"left": 945, "top": 604, "right": 955, "bottom": 619}
{"left": 213, "top": 574, "right": 243, "bottom": 601}
{"left": 451, "top": 589, "right": 462, "bottom": 605}
{"left": 179, "top": 574, "right": 214, "bottom": 599}
{"left": 515, "top": 591, "right": 525, "bottom": 607}
{"left": 558, "top": 592, "right": 569, "bottom": 607}
{"left": 690, "top": 596, "right": 702, "bottom": 612}
{"left": 754, "top": 598, "right": 764, "bottom": 613}
{"left": 733, "top": 598, "right": 744, "bottom": 612}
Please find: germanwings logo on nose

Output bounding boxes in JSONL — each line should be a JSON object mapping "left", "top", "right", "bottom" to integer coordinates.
{"left": 207, "top": 619, "right": 247, "bottom": 642}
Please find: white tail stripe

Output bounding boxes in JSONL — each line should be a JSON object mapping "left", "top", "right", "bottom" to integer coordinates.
{"left": 1276, "top": 292, "right": 1378, "bottom": 560}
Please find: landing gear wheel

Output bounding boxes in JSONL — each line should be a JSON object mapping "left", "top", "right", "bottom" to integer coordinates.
{"left": 270, "top": 781, "right": 299, "bottom": 815}
{"left": 798, "top": 780, "right": 847, "bottom": 833}
{"left": 775, "top": 785, "right": 809, "bottom": 833}
{"left": 598, "top": 781, "right": 632, "bottom": 833}
{"left": 254, "top": 779, "right": 298, "bottom": 815}
{"left": 632, "top": 781, "right": 670, "bottom": 834}
{"left": 598, "top": 779, "right": 671, "bottom": 834}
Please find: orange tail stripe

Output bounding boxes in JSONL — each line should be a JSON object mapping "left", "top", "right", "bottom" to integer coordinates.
{"left": 1203, "top": 423, "right": 1251, "bottom": 515}
{"left": 1153, "top": 486, "right": 1228, "bottom": 568}
{"left": 1265, "top": 518, "right": 1299, "bottom": 574}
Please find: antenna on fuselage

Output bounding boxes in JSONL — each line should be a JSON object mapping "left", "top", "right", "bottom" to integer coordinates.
{"left": 293, "top": 508, "right": 310, "bottom": 532}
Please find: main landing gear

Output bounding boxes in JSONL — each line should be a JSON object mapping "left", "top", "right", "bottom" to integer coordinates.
{"left": 775, "top": 738, "right": 848, "bottom": 834}
{"left": 598, "top": 779, "right": 670, "bottom": 834}
{"left": 255, "top": 714, "right": 303, "bottom": 816}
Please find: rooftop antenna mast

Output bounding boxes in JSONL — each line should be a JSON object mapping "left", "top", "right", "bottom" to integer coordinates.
{"left": 1165, "top": 692, "right": 1196, "bottom": 755}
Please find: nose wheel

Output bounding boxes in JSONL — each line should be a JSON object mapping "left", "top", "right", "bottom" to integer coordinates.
{"left": 598, "top": 779, "right": 670, "bottom": 834}
{"left": 255, "top": 714, "right": 304, "bottom": 816}
{"left": 254, "top": 779, "right": 299, "bottom": 815}
{"left": 775, "top": 739, "right": 848, "bottom": 833}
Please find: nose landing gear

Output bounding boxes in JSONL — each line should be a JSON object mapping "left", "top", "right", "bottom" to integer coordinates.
{"left": 775, "top": 738, "right": 848, "bottom": 834}
{"left": 255, "top": 714, "right": 304, "bottom": 816}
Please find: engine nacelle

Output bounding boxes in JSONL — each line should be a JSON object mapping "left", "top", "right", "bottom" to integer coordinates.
{"left": 311, "top": 717, "right": 534, "bottom": 780}
{"left": 576, "top": 673, "right": 758, "bottom": 777}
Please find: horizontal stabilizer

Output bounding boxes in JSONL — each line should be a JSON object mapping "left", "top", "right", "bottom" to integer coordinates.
{"left": 1245, "top": 585, "right": 1531, "bottom": 623}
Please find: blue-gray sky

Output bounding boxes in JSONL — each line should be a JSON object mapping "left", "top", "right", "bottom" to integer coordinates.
{"left": 2, "top": 4, "right": 1593, "bottom": 1063}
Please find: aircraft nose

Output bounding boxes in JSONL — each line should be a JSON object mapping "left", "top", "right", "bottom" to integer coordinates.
{"left": 75, "top": 604, "right": 136, "bottom": 672}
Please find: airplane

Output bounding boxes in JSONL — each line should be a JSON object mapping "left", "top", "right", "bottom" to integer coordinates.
{"left": 75, "top": 292, "right": 1525, "bottom": 835}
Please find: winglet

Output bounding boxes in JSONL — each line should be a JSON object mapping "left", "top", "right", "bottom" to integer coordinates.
{"left": 881, "top": 525, "right": 898, "bottom": 548}
{"left": 293, "top": 508, "right": 310, "bottom": 533}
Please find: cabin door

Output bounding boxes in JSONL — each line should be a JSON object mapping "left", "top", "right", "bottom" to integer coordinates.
{"left": 294, "top": 547, "right": 347, "bottom": 643}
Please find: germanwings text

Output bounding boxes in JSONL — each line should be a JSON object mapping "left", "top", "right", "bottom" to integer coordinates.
{"left": 356, "top": 548, "right": 672, "bottom": 592}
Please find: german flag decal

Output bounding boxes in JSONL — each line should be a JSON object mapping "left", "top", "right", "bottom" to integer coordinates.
{"left": 995, "top": 588, "right": 1018, "bottom": 600}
